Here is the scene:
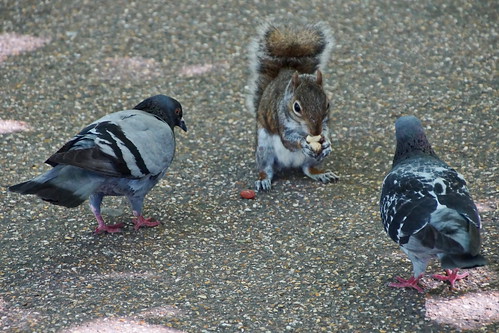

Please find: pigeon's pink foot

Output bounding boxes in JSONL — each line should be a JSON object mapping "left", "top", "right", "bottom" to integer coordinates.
{"left": 389, "top": 274, "right": 424, "bottom": 293}
{"left": 92, "top": 210, "right": 124, "bottom": 234}
{"left": 94, "top": 223, "right": 125, "bottom": 234}
{"left": 432, "top": 269, "right": 469, "bottom": 288}
{"left": 133, "top": 215, "right": 160, "bottom": 230}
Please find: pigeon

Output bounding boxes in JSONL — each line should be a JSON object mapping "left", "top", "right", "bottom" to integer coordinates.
{"left": 9, "top": 94, "right": 187, "bottom": 234}
{"left": 380, "top": 115, "right": 486, "bottom": 292}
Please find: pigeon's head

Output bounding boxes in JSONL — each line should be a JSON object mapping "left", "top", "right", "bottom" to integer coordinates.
{"left": 395, "top": 116, "right": 425, "bottom": 141}
{"left": 393, "top": 115, "right": 436, "bottom": 164}
{"left": 134, "top": 95, "right": 187, "bottom": 132}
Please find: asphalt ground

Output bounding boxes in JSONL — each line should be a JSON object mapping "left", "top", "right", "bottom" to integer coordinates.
{"left": 1, "top": 0, "right": 497, "bottom": 332}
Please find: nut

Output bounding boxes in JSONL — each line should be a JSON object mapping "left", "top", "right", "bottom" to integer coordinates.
{"left": 240, "top": 190, "right": 256, "bottom": 199}
{"left": 306, "top": 135, "right": 321, "bottom": 143}
{"left": 309, "top": 141, "right": 322, "bottom": 152}
{"left": 306, "top": 135, "right": 322, "bottom": 152}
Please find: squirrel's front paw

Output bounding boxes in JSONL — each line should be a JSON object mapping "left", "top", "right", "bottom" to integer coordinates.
{"left": 301, "top": 139, "right": 319, "bottom": 158}
{"left": 255, "top": 179, "right": 272, "bottom": 191}
{"left": 318, "top": 141, "right": 332, "bottom": 160}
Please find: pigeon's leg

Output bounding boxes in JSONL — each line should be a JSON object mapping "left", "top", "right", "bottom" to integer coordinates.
{"left": 389, "top": 274, "right": 424, "bottom": 293}
{"left": 89, "top": 194, "right": 124, "bottom": 234}
{"left": 432, "top": 269, "right": 469, "bottom": 288}
{"left": 132, "top": 212, "right": 160, "bottom": 230}
{"left": 128, "top": 196, "right": 160, "bottom": 230}
{"left": 302, "top": 165, "right": 339, "bottom": 184}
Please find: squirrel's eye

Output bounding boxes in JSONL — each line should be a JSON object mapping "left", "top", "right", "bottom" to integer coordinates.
{"left": 293, "top": 101, "right": 302, "bottom": 114}
{"left": 326, "top": 102, "right": 330, "bottom": 110}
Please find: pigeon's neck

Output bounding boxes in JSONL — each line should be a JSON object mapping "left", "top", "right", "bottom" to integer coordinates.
{"left": 393, "top": 137, "right": 437, "bottom": 166}
{"left": 148, "top": 110, "right": 176, "bottom": 130}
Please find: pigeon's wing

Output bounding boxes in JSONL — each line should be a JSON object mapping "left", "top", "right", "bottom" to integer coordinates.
{"left": 46, "top": 110, "right": 175, "bottom": 179}
{"left": 382, "top": 159, "right": 481, "bottom": 242}
{"left": 381, "top": 167, "right": 438, "bottom": 245}
{"left": 432, "top": 168, "right": 481, "bottom": 229}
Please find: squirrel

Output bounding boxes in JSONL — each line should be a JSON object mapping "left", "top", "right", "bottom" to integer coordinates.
{"left": 247, "top": 22, "right": 339, "bottom": 191}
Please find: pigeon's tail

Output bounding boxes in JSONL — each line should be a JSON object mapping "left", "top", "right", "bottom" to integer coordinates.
{"left": 9, "top": 180, "right": 87, "bottom": 208}
{"left": 9, "top": 166, "right": 101, "bottom": 208}
{"left": 440, "top": 253, "right": 487, "bottom": 270}
{"left": 431, "top": 208, "right": 487, "bottom": 269}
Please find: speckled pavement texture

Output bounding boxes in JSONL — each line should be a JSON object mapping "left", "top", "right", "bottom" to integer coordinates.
{"left": 1, "top": 1, "right": 497, "bottom": 332}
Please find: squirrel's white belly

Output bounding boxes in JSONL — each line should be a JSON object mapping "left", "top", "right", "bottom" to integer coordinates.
{"left": 270, "top": 134, "right": 308, "bottom": 168}
{"left": 257, "top": 128, "right": 310, "bottom": 168}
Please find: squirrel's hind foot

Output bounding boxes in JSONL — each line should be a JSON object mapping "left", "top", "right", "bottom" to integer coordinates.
{"left": 303, "top": 167, "right": 339, "bottom": 184}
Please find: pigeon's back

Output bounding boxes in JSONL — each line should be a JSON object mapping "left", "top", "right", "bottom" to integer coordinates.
{"left": 47, "top": 110, "right": 176, "bottom": 179}
{"left": 98, "top": 110, "right": 177, "bottom": 177}
{"left": 381, "top": 155, "right": 479, "bottom": 242}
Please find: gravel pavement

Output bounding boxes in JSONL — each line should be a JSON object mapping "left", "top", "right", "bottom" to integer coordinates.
{"left": 1, "top": 1, "right": 498, "bottom": 332}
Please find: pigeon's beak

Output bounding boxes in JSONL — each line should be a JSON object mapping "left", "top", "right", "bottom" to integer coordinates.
{"left": 179, "top": 119, "right": 187, "bottom": 132}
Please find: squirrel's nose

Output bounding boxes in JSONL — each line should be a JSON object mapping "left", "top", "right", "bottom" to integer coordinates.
{"left": 310, "top": 126, "right": 322, "bottom": 137}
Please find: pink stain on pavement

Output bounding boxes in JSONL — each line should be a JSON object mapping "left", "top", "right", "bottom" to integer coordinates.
{"left": 0, "top": 33, "right": 50, "bottom": 63}
{"left": 0, "top": 297, "right": 41, "bottom": 331}
{"left": 426, "top": 291, "right": 499, "bottom": 330}
{"left": 179, "top": 61, "right": 229, "bottom": 77}
{"left": 475, "top": 199, "right": 497, "bottom": 213}
{"left": 99, "top": 56, "right": 162, "bottom": 81}
{"left": 0, "top": 119, "right": 31, "bottom": 134}
{"left": 61, "top": 318, "right": 185, "bottom": 333}
{"left": 62, "top": 306, "right": 184, "bottom": 333}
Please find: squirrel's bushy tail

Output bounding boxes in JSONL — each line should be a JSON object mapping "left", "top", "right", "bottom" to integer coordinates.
{"left": 246, "top": 22, "right": 334, "bottom": 113}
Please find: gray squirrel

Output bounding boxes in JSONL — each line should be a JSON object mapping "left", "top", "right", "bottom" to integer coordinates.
{"left": 247, "top": 22, "right": 339, "bottom": 191}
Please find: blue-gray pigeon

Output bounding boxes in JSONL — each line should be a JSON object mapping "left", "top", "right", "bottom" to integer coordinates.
{"left": 9, "top": 95, "right": 187, "bottom": 234}
{"left": 380, "top": 115, "right": 486, "bottom": 292}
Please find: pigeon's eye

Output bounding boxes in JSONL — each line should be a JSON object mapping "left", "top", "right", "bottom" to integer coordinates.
{"left": 175, "top": 108, "right": 181, "bottom": 116}
{"left": 293, "top": 101, "right": 302, "bottom": 115}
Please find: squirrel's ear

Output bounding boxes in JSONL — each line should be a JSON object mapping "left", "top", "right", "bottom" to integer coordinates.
{"left": 292, "top": 71, "right": 300, "bottom": 89}
{"left": 316, "top": 70, "right": 323, "bottom": 86}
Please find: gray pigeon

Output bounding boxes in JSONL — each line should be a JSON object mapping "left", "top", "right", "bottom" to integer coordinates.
{"left": 9, "top": 95, "right": 187, "bottom": 234}
{"left": 380, "top": 116, "right": 486, "bottom": 292}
